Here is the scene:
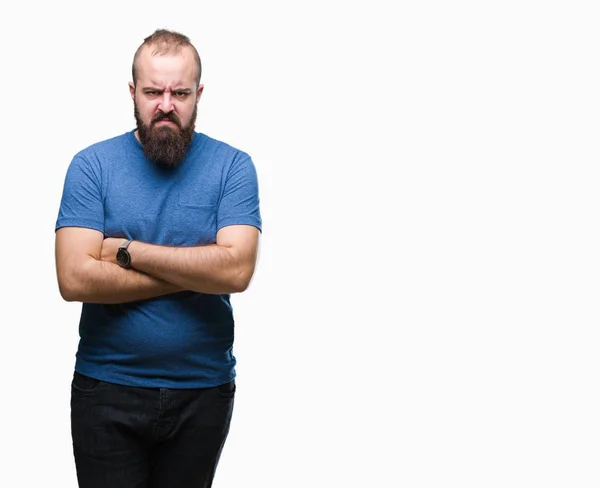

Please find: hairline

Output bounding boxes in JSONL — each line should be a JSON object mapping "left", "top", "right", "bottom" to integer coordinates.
{"left": 132, "top": 30, "right": 202, "bottom": 88}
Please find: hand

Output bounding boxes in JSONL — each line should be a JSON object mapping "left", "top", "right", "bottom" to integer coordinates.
{"left": 101, "top": 238, "right": 128, "bottom": 264}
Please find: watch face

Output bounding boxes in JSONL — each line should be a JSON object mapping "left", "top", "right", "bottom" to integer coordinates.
{"left": 117, "top": 249, "right": 130, "bottom": 268}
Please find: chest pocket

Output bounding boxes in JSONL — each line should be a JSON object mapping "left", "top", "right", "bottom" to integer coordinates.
{"left": 173, "top": 194, "right": 218, "bottom": 246}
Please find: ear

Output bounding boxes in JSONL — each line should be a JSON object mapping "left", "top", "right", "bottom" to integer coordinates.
{"left": 128, "top": 82, "right": 136, "bottom": 100}
{"left": 196, "top": 84, "right": 204, "bottom": 102}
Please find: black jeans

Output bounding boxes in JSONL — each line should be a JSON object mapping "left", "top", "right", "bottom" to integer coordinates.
{"left": 71, "top": 371, "right": 235, "bottom": 488}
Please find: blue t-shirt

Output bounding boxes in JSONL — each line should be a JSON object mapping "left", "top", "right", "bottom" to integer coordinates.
{"left": 56, "top": 130, "right": 262, "bottom": 388}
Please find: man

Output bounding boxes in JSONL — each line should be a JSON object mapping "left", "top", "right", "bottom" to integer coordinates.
{"left": 54, "top": 29, "right": 261, "bottom": 487}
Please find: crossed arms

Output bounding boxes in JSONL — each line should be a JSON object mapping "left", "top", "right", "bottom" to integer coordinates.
{"left": 55, "top": 225, "right": 260, "bottom": 304}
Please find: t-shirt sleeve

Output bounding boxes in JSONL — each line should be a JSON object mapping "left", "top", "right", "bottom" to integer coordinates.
{"left": 55, "top": 154, "right": 105, "bottom": 233}
{"left": 217, "top": 153, "right": 262, "bottom": 232}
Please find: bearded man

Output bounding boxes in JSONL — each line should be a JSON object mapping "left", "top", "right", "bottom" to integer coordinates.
{"left": 55, "top": 29, "right": 261, "bottom": 488}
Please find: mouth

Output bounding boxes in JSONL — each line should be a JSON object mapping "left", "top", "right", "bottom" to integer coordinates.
{"left": 154, "top": 120, "right": 178, "bottom": 127}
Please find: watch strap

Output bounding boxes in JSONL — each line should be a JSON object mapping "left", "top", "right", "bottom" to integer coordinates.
{"left": 119, "top": 240, "right": 132, "bottom": 250}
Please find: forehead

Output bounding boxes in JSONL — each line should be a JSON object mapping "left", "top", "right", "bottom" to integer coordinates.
{"left": 136, "top": 45, "right": 197, "bottom": 87}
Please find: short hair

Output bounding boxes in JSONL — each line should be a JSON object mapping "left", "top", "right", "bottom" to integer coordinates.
{"left": 132, "top": 29, "right": 202, "bottom": 86}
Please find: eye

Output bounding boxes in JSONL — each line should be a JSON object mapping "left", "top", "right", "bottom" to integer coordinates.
{"left": 145, "top": 90, "right": 159, "bottom": 97}
{"left": 175, "top": 92, "right": 189, "bottom": 99}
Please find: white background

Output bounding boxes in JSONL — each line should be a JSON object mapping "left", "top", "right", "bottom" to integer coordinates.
{"left": 1, "top": 1, "right": 599, "bottom": 486}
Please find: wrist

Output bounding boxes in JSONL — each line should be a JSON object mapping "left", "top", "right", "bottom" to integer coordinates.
{"left": 116, "top": 240, "right": 134, "bottom": 269}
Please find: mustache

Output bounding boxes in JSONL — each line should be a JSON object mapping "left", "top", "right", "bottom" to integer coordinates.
{"left": 151, "top": 111, "right": 181, "bottom": 128}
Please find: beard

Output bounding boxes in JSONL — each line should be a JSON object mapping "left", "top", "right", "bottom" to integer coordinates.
{"left": 135, "top": 102, "right": 197, "bottom": 169}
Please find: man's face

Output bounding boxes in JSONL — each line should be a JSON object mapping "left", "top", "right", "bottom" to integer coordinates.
{"left": 129, "top": 45, "right": 203, "bottom": 168}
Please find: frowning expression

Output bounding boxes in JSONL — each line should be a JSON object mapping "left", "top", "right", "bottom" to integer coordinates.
{"left": 129, "top": 44, "right": 203, "bottom": 134}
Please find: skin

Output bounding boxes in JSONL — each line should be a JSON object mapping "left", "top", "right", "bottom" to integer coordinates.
{"left": 55, "top": 45, "right": 260, "bottom": 303}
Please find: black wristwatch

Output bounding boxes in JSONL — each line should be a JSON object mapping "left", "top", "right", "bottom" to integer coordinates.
{"left": 116, "top": 240, "right": 133, "bottom": 269}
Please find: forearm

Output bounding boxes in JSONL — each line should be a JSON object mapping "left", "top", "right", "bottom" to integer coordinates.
{"left": 128, "top": 241, "right": 248, "bottom": 294}
{"left": 59, "top": 258, "right": 182, "bottom": 304}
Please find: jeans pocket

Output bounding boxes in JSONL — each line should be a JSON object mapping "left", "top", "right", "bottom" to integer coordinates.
{"left": 217, "top": 380, "right": 236, "bottom": 398}
{"left": 72, "top": 371, "right": 104, "bottom": 394}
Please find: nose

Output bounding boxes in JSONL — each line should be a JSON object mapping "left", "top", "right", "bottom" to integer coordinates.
{"left": 158, "top": 92, "right": 174, "bottom": 113}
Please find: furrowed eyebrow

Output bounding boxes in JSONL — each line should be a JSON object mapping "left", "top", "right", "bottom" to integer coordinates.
{"left": 141, "top": 87, "right": 192, "bottom": 94}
